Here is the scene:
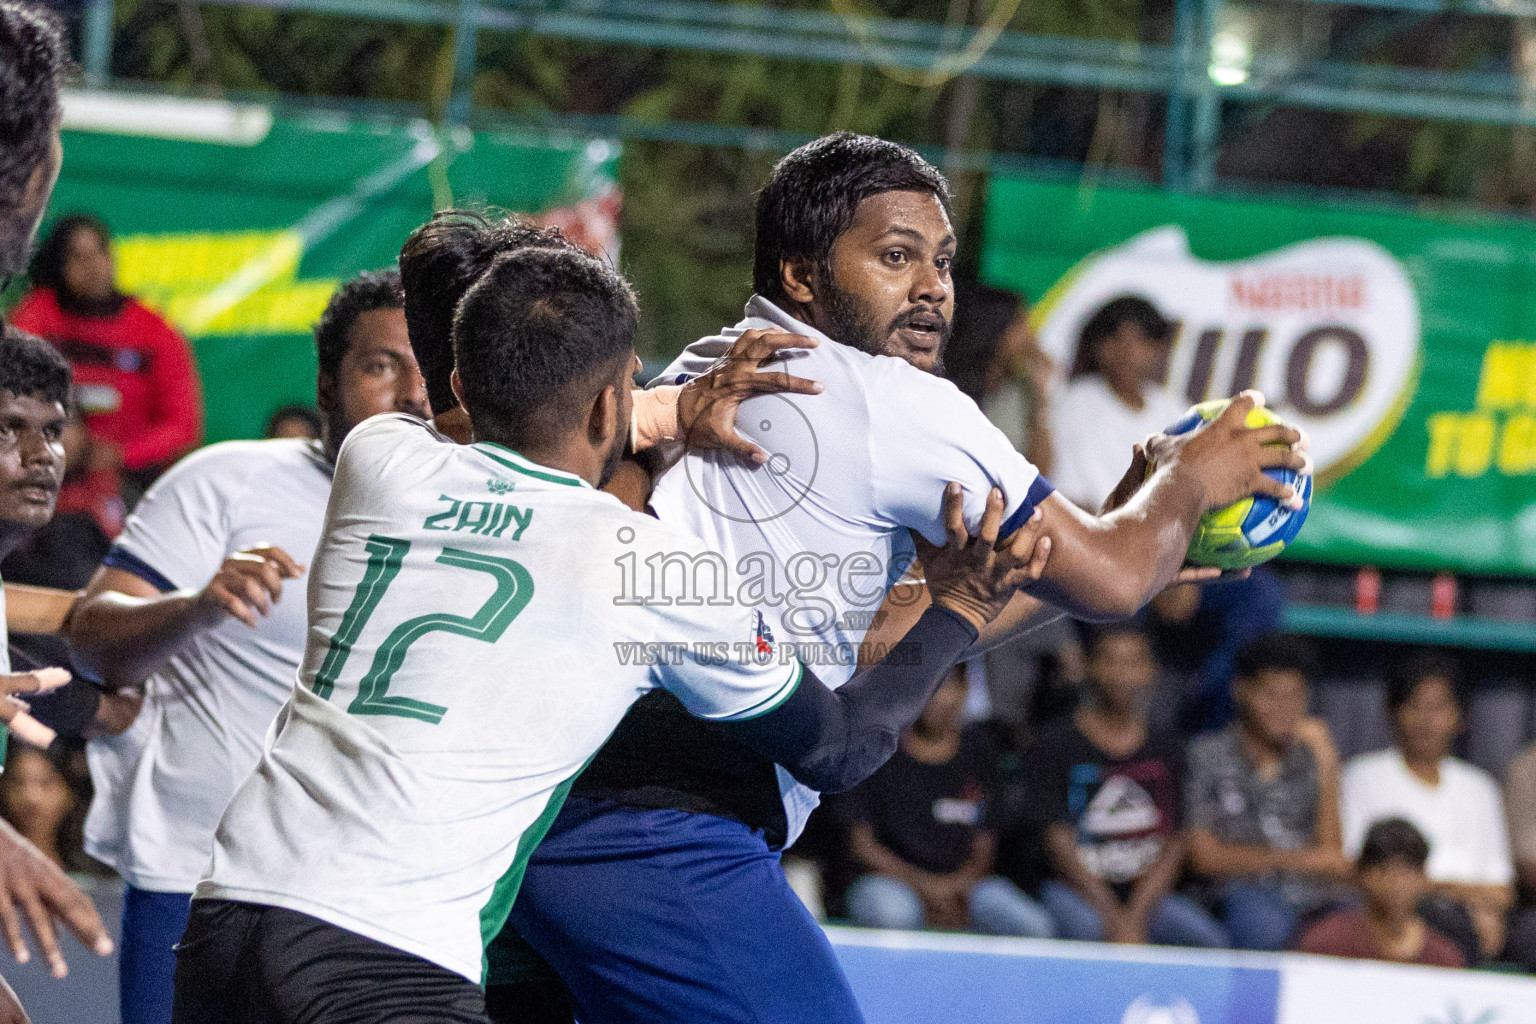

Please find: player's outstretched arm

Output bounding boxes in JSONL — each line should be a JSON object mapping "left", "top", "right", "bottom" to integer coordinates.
{"left": 634, "top": 329, "right": 822, "bottom": 463}
{"left": 0, "top": 818, "right": 112, "bottom": 979}
{"left": 65, "top": 546, "right": 304, "bottom": 689}
{"left": 720, "top": 483, "right": 1049, "bottom": 794}
{"left": 1025, "top": 391, "right": 1306, "bottom": 621}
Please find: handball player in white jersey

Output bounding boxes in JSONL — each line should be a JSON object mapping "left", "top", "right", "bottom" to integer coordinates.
{"left": 500, "top": 133, "right": 1310, "bottom": 1024}
{"left": 171, "top": 242, "right": 1046, "bottom": 1024}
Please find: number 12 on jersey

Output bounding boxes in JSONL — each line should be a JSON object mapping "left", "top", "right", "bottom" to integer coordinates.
{"left": 310, "top": 534, "right": 535, "bottom": 724}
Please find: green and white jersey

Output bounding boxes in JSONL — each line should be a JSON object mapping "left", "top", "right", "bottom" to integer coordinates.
{"left": 196, "top": 414, "right": 802, "bottom": 982}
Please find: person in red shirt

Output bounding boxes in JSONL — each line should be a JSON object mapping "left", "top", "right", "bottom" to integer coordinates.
{"left": 10, "top": 214, "right": 202, "bottom": 497}
{"left": 1296, "top": 817, "right": 1465, "bottom": 968}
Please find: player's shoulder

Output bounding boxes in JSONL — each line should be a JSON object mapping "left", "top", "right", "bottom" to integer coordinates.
{"left": 158, "top": 437, "right": 318, "bottom": 488}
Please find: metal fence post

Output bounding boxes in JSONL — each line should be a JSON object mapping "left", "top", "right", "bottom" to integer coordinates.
{"left": 82, "top": 0, "right": 115, "bottom": 87}
{"left": 1163, "top": 0, "right": 1197, "bottom": 189}
{"left": 447, "top": 0, "right": 479, "bottom": 125}
{"left": 1189, "top": 0, "right": 1222, "bottom": 191}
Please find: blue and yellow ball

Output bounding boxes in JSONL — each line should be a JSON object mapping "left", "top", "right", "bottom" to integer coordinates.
{"left": 1164, "top": 399, "right": 1312, "bottom": 571}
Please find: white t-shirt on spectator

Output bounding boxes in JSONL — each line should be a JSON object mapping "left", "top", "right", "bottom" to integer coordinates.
{"left": 1341, "top": 748, "right": 1514, "bottom": 886}
{"left": 1048, "top": 375, "right": 1186, "bottom": 511}
{"left": 83, "top": 438, "right": 332, "bottom": 892}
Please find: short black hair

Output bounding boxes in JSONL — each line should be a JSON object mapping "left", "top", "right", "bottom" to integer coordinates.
{"left": 1386, "top": 652, "right": 1464, "bottom": 716}
{"left": 0, "top": 1, "right": 65, "bottom": 208}
{"left": 1357, "top": 817, "right": 1430, "bottom": 871}
{"left": 752, "top": 132, "right": 951, "bottom": 304}
{"left": 264, "top": 403, "right": 322, "bottom": 439}
{"left": 1234, "top": 633, "right": 1315, "bottom": 683}
{"left": 1073, "top": 295, "right": 1172, "bottom": 377}
{"left": 29, "top": 213, "right": 110, "bottom": 293}
{"left": 314, "top": 269, "right": 404, "bottom": 380}
{"left": 453, "top": 246, "right": 637, "bottom": 450}
{"left": 0, "top": 323, "right": 69, "bottom": 406}
{"left": 398, "top": 210, "right": 580, "bottom": 415}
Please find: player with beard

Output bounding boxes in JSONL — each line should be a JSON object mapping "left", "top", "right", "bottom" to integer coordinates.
{"left": 0, "top": 4, "right": 117, "bottom": 1011}
{"left": 501, "top": 132, "right": 1310, "bottom": 1024}
{"left": 171, "top": 244, "right": 1047, "bottom": 1024}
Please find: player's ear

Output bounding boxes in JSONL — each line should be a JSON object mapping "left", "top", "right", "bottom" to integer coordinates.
{"left": 588, "top": 383, "right": 621, "bottom": 449}
{"left": 315, "top": 371, "right": 337, "bottom": 415}
{"left": 449, "top": 367, "right": 465, "bottom": 408}
{"left": 780, "top": 257, "right": 816, "bottom": 306}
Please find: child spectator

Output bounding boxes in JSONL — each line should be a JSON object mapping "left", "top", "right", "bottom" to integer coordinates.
{"left": 1047, "top": 295, "right": 1185, "bottom": 512}
{"left": 11, "top": 214, "right": 202, "bottom": 500}
{"left": 1185, "top": 635, "right": 1352, "bottom": 949}
{"left": 1341, "top": 655, "right": 1514, "bottom": 963}
{"left": 842, "top": 665, "right": 1054, "bottom": 937}
{"left": 0, "top": 742, "right": 75, "bottom": 870}
{"left": 1031, "top": 625, "right": 1228, "bottom": 946}
{"left": 1296, "top": 818, "right": 1465, "bottom": 968}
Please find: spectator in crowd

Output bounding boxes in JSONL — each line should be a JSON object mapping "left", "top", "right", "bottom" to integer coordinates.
{"left": 842, "top": 665, "right": 1054, "bottom": 937}
{"left": 1341, "top": 655, "right": 1514, "bottom": 963}
{"left": 10, "top": 214, "right": 203, "bottom": 500}
{"left": 944, "top": 278, "right": 1054, "bottom": 471}
{"left": 1046, "top": 295, "right": 1185, "bottom": 512}
{"left": 1031, "top": 624, "right": 1228, "bottom": 946}
{"left": 263, "top": 404, "right": 322, "bottom": 441}
{"left": 1295, "top": 818, "right": 1465, "bottom": 968}
{"left": 1185, "top": 635, "right": 1352, "bottom": 950}
{"left": 0, "top": 742, "right": 74, "bottom": 870}
{"left": 1498, "top": 739, "right": 1536, "bottom": 972}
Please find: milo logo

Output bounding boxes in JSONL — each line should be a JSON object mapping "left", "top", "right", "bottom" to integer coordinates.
{"left": 1032, "top": 226, "right": 1421, "bottom": 483}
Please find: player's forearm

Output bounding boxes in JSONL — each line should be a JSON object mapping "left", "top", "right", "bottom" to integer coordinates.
{"left": 65, "top": 590, "right": 212, "bottom": 687}
{"left": 1029, "top": 469, "right": 1205, "bottom": 621}
{"left": 3, "top": 584, "right": 77, "bottom": 635}
{"left": 721, "top": 605, "right": 978, "bottom": 794}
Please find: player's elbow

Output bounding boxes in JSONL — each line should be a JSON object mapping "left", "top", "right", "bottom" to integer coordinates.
{"left": 1071, "top": 575, "right": 1150, "bottom": 622}
{"left": 780, "top": 729, "right": 900, "bottom": 794}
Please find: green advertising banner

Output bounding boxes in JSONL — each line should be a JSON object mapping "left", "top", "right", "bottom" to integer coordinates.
{"left": 27, "top": 101, "right": 619, "bottom": 444}
{"left": 983, "top": 174, "right": 1536, "bottom": 577}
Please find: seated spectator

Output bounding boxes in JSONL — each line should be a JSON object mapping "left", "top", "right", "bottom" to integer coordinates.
{"left": 1296, "top": 818, "right": 1465, "bottom": 968}
{"left": 10, "top": 214, "right": 203, "bottom": 501}
{"left": 1186, "top": 635, "right": 1352, "bottom": 950}
{"left": 1499, "top": 740, "right": 1536, "bottom": 972}
{"left": 264, "top": 404, "right": 322, "bottom": 441}
{"left": 1047, "top": 294, "right": 1185, "bottom": 512}
{"left": 1032, "top": 625, "right": 1228, "bottom": 947}
{"left": 1341, "top": 655, "right": 1514, "bottom": 963}
{"left": 0, "top": 742, "right": 75, "bottom": 871}
{"left": 842, "top": 665, "right": 1053, "bottom": 937}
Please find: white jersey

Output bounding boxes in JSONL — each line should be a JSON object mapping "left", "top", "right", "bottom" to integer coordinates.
{"left": 649, "top": 296, "right": 1051, "bottom": 841}
{"left": 198, "top": 415, "right": 802, "bottom": 982}
{"left": 83, "top": 439, "right": 331, "bottom": 892}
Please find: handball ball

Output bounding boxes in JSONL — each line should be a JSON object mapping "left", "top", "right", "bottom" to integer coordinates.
{"left": 1164, "top": 399, "right": 1312, "bottom": 571}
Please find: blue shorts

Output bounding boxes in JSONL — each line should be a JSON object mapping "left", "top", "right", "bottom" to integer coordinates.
{"left": 122, "top": 886, "right": 192, "bottom": 1024}
{"left": 504, "top": 795, "right": 864, "bottom": 1024}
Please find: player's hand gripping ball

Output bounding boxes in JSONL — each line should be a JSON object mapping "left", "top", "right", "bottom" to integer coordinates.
{"left": 1164, "top": 399, "right": 1312, "bottom": 571}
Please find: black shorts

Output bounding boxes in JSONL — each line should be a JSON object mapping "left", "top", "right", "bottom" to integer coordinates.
{"left": 171, "top": 898, "right": 488, "bottom": 1024}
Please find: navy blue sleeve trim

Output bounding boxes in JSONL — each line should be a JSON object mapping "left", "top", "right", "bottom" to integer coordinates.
{"left": 102, "top": 546, "right": 178, "bottom": 593}
{"left": 1000, "top": 474, "right": 1055, "bottom": 538}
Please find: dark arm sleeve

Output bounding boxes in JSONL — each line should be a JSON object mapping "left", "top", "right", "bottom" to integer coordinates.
{"left": 718, "top": 604, "right": 977, "bottom": 794}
